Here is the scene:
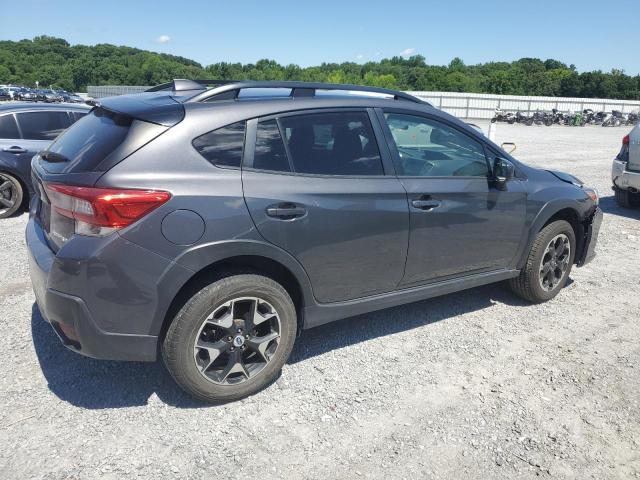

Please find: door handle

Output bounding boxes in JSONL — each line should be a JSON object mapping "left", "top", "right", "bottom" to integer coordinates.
{"left": 411, "top": 198, "right": 441, "bottom": 211}
{"left": 3, "top": 146, "right": 27, "bottom": 154}
{"left": 266, "top": 203, "right": 306, "bottom": 219}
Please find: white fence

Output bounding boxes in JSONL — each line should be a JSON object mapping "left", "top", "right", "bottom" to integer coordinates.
{"left": 87, "top": 85, "right": 640, "bottom": 120}
{"left": 410, "top": 91, "right": 640, "bottom": 119}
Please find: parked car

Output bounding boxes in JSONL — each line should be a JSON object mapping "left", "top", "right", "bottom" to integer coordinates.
{"left": 0, "top": 103, "right": 90, "bottom": 217}
{"left": 612, "top": 124, "right": 640, "bottom": 207}
{"left": 0, "top": 88, "right": 10, "bottom": 101}
{"left": 36, "top": 89, "right": 64, "bottom": 103}
{"left": 27, "top": 80, "right": 602, "bottom": 403}
{"left": 56, "top": 90, "right": 84, "bottom": 103}
{"left": 15, "top": 88, "right": 38, "bottom": 102}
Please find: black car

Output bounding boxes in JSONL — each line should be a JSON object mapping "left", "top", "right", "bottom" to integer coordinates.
{"left": 0, "top": 88, "right": 10, "bottom": 101}
{"left": 0, "top": 102, "right": 90, "bottom": 217}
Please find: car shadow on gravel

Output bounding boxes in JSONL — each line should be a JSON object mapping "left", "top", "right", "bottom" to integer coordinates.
{"left": 288, "top": 282, "right": 530, "bottom": 364}
{"left": 30, "top": 304, "right": 206, "bottom": 409}
{"left": 32, "top": 284, "right": 531, "bottom": 409}
{"left": 599, "top": 195, "right": 640, "bottom": 220}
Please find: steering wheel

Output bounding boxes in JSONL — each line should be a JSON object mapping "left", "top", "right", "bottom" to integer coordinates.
{"left": 398, "top": 147, "right": 434, "bottom": 176}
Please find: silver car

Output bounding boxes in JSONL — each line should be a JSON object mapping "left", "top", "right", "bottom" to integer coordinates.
{"left": 612, "top": 123, "right": 640, "bottom": 207}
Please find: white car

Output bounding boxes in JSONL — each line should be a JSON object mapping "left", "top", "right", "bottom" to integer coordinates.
{"left": 612, "top": 123, "right": 640, "bottom": 207}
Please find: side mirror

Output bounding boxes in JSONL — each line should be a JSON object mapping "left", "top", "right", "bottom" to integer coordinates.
{"left": 501, "top": 142, "right": 517, "bottom": 154}
{"left": 492, "top": 157, "right": 515, "bottom": 189}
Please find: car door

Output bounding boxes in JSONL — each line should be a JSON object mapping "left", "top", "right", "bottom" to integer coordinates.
{"left": 6, "top": 110, "right": 73, "bottom": 179}
{"left": 378, "top": 110, "right": 527, "bottom": 287}
{"left": 241, "top": 109, "right": 410, "bottom": 303}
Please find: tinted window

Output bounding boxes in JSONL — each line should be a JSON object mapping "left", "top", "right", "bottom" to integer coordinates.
{"left": 15, "top": 111, "right": 71, "bottom": 141}
{"left": 70, "top": 111, "right": 87, "bottom": 122}
{"left": 0, "top": 114, "right": 20, "bottom": 139}
{"left": 384, "top": 113, "right": 489, "bottom": 177}
{"left": 279, "top": 112, "right": 383, "bottom": 175}
{"left": 193, "top": 121, "right": 245, "bottom": 168}
{"left": 42, "top": 108, "right": 132, "bottom": 174}
{"left": 253, "top": 120, "right": 291, "bottom": 172}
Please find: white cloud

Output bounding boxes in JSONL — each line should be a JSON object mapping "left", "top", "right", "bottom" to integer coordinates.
{"left": 156, "top": 35, "right": 171, "bottom": 44}
{"left": 356, "top": 54, "right": 364, "bottom": 60}
{"left": 399, "top": 48, "right": 416, "bottom": 57}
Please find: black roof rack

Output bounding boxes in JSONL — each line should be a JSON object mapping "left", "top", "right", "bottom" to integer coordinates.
{"left": 146, "top": 80, "right": 428, "bottom": 105}
{"left": 190, "top": 81, "right": 428, "bottom": 104}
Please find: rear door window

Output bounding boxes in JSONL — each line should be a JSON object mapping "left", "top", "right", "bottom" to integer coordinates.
{"left": 41, "top": 107, "right": 132, "bottom": 173}
{"left": 278, "top": 111, "right": 384, "bottom": 176}
{"left": 15, "top": 111, "right": 71, "bottom": 141}
{"left": 0, "top": 114, "right": 20, "bottom": 139}
{"left": 193, "top": 121, "right": 245, "bottom": 168}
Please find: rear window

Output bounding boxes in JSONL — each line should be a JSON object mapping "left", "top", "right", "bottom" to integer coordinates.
{"left": 41, "top": 108, "right": 132, "bottom": 174}
{"left": 193, "top": 121, "right": 245, "bottom": 168}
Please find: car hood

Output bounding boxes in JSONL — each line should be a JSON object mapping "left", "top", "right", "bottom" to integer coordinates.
{"left": 546, "top": 169, "right": 583, "bottom": 187}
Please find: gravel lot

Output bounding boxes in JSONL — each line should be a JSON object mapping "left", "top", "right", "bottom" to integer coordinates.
{"left": 1, "top": 123, "right": 639, "bottom": 479}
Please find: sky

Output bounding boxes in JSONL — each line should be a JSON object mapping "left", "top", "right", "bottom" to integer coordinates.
{"left": 1, "top": 0, "right": 638, "bottom": 74}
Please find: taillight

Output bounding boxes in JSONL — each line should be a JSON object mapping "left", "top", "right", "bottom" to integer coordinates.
{"left": 44, "top": 183, "right": 171, "bottom": 237}
{"left": 623, "top": 134, "right": 630, "bottom": 145}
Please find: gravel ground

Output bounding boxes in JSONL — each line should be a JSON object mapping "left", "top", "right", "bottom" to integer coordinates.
{"left": 1, "top": 123, "right": 639, "bottom": 479}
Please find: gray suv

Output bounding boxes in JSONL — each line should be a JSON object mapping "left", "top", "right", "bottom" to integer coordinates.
{"left": 27, "top": 80, "right": 602, "bottom": 402}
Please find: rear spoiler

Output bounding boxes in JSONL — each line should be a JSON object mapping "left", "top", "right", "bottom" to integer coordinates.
{"left": 93, "top": 92, "right": 185, "bottom": 127}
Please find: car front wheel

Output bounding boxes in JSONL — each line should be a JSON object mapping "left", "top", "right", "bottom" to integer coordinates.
{"left": 509, "top": 220, "right": 576, "bottom": 303}
{"left": 162, "top": 274, "right": 297, "bottom": 403}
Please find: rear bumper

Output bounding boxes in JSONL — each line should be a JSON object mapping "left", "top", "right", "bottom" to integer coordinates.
{"left": 27, "top": 218, "right": 160, "bottom": 361}
{"left": 612, "top": 160, "right": 640, "bottom": 191}
{"left": 576, "top": 207, "right": 602, "bottom": 267}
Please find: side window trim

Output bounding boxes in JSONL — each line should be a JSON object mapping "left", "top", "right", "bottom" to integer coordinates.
{"left": 275, "top": 117, "right": 296, "bottom": 173}
{"left": 245, "top": 108, "right": 389, "bottom": 178}
{"left": 378, "top": 108, "right": 492, "bottom": 179}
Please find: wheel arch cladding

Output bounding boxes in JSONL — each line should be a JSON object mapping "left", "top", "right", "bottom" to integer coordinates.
{"left": 158, "top": 254, "right": 309, "bottom": 345}
{"left": 522, "top": 203, "right": 586, "bottom": 269}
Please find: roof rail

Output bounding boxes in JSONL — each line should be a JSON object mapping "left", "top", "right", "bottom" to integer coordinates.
{"left": 179, "top": 81, "right": 430, "bottom": 105}
{"left": 145, "top": 79, "right": 236, "bottom": 93}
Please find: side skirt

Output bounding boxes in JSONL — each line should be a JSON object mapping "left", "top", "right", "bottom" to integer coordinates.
{"left": 302, "top": 269, "right": 520, "bottom": 330}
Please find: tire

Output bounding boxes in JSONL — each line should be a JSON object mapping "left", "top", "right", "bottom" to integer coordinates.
{"left": 0, "top": 172, "right": 24, "bottom": 219}
{"left": 615, "top": 187, "right": 640, "bottom": 208}
{"left": 509, "top": 220, "right": 576, "bottom": 303}
{"left": 163, "top": 274, "right": 297, "bottom": 403}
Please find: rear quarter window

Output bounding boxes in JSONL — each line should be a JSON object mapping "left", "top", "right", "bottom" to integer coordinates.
{"left": 192, "top": 121, "right": 246, "bottom": 168}
{"left": 42, "top": 108, "right": 132, "bottom": 174}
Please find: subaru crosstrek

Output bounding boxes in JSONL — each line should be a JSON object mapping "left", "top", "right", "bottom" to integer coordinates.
{"left": 27, "top": 80, "right": 602, "bottom": 402}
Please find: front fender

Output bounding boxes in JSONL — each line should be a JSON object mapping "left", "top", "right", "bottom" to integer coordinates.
{"left": 517, "top": 194, "right": 593, "bottom": 270}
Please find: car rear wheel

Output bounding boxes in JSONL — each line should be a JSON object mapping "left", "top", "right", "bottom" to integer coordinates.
{"left": 509, "top": 220, "right": 576, "bottom": 303}
{"left": 0, "top": 172, "right": 23, "bottom": 219}
{"left": 614, "top": 187, "right": 640, "bottom": 208}
{"left": 162, "top": 274, "right": 297, "bottom": 403}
